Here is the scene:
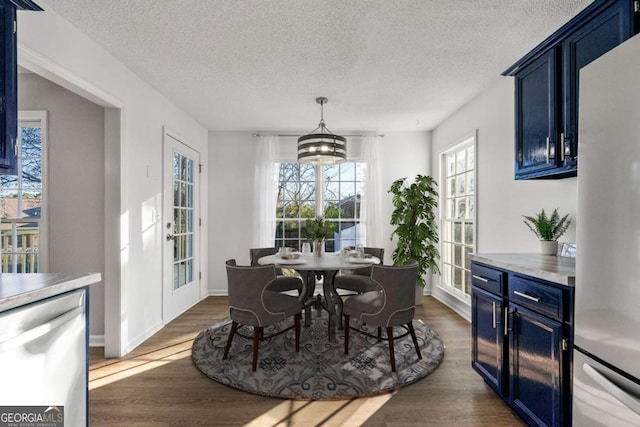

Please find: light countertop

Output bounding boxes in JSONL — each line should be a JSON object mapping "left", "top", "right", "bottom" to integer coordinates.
{"left": 471, "top": 253, "right": 575, "bottom": 287}
{"left": 0, "top": 272, "right": 102, "bottom": 312}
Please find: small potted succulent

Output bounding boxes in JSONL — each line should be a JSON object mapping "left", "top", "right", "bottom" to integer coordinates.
{"left": 522, "top": 208, "right": 572, "bottom": 255}
{"left": 303, "top": 216, "right": 336, "bottom": 257}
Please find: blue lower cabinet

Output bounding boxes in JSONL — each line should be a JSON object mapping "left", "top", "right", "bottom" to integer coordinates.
{"left": 471, "top": 286, "right": 506, "bottom": 395}
{"left": 471, "top": 262, "right": 573, "bottom": 427}
{"left": 509, "top": 304, "right": 564, "bottom": 427}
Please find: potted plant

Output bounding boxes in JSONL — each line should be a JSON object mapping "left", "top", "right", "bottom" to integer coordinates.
{"left": 522, "top": 208, "right": 572, "bottom": 255}
{"left": 303, "top": 216, "right": 336, "bottom": 257}
{"left": 389, "top": 175, "right": 440, "bottom": 292}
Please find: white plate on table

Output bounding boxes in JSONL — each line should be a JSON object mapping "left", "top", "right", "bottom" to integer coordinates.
{"left": 348, "top": 257, "right": 377, "bottom": 264}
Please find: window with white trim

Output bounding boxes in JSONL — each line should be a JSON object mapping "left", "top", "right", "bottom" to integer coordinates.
{"left": 440, "top": 134, "right": 476, "bottom": 296}
{"left": 1, "top": 111, "right": 47, "bottom": 273}
{"left": 275, "top": 162, "right": 365, "bottom": 251}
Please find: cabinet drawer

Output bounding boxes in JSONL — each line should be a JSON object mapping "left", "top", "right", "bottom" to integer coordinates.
{"left": 471, "top": 263, "right": 505, "bottom": 296}
{"left": 509, "top": 275, "right": 564, "bottom": 321}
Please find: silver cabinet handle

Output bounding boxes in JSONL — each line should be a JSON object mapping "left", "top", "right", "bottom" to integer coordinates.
{"left": 0, "top": 306, "right": 83, "bottom": 352}
{"left": 504, "top": 308, "right": 509, "bottom": 336}
{"left": 472, "top": 274, "right": 490, "bottom": 283}
{"left": 560, "top": 133, "right": 565, "bottom": 162}
{"left": 583, "top": 363, "right": 640, "bottom": 416}
{"left": 492, "top": 301, "right": 496, "bottom": 329}
{"left": 514, "top": 290, "right": 541, "bottom": 302}
{"left": 546, "top": 136, "right": 551, "bottom": 163}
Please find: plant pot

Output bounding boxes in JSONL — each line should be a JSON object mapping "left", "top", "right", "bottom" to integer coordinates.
{"left": 539, "top": 240, "right": 558, "bottom": 256}
{"left": 415, "top": 285, "right": 424, "bottom": 306}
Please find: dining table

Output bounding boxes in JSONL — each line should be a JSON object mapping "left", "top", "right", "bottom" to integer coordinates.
{"left": 258, "top": 252, "right": 380, "bottom": 343}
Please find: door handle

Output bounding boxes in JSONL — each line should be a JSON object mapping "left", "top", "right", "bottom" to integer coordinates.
{"left": 492, "top": 301, "right": 496, "bottom": 329}
{"left": 546, "top": 137, "right": 551, "bottom": 163}
{"left": 513, "top": 290, "right": 540, "bottom": 302}
{"left": 583, "top": 363, "right": 640, "bottom": 416}
{"left": 166, "top": 234, "right": 175, "bottom": 241}
{"left": 0, "top": 306, "right": 83, "bottom": 352}
{"left": 504, "top": 308, "right": 509, "bottom": 336}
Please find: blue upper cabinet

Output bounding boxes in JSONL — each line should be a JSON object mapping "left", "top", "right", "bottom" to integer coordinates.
{"left": 505, "top": 0, "right": 638, "bottom": 180}
{"left": 0, "top": 0, "right": 42, "bottom": 175}
{"left": 514, "top": 48, "right": 561, "bottom": 178}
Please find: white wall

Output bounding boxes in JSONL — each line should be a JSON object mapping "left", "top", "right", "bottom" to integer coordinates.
{"left": 430, "top": 76, "right": 577, "bottom": 319}
{"left": 18, "top": 3, "right": 209, "bottom": 356}
{"left": 18, "top": 72, "right": 106, "bottom": 337}
{"left": 206, "top": 131, "right": 430, "bottom": 294}
{"left": 432, "top": 77, "right": 577, "bottom": 256}
{"left": 380, "top": 131, "right": 432, "bottom": 269}
{"left": 207, "top": 131, "right": 255, "bottom": 294}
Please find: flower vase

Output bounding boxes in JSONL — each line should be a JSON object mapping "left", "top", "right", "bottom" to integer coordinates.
{"left": 313, "top": 239, "right": 325, "bottom": 258}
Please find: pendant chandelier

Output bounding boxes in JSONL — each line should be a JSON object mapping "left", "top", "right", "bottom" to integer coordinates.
{"left": 297, "top": 97, "right": 347, "bottom": 165}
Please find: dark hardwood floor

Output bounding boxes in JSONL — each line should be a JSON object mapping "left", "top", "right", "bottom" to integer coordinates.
{"left": 89, "top": 296, "right": 525, "bottom": 426}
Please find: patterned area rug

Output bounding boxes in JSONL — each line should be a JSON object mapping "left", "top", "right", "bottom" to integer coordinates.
{"left": 191, "top": 311, "right": 445, "bottom": 400}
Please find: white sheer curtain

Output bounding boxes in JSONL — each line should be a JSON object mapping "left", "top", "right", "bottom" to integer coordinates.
{"left": 253, "top": 135, "right": 278, "bottom": 247}
{"left": 361, "top": 136, "right": 384, "bottom": 247}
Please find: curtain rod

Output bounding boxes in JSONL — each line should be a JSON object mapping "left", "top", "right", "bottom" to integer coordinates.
{"left": 252, "top": 133, "right": 384, "bottom": 138}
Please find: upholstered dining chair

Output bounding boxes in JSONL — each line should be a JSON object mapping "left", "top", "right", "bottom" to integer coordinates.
{"left": 343, "top": 259, "right": 421, "bottom": 372}
{"left": 334, "top": 247, "right": 385, "bottom": 294}
{"left": 223, "top": 259, "right": 302, "bottom": 371}
{"left": 249, "top": 247, "right": 304, "bottom": 293}
{"left": 249, "top": 247, "right": 312, "bottom": 325}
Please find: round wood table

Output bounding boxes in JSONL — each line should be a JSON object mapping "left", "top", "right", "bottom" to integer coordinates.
{"left": 258, "top": 252, "right": 380, "bottom": 343}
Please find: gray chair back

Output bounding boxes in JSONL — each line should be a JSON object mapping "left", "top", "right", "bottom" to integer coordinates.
{"left": 249, "top": 247, "right": 283, "bottom": 275}
{"left": 225, "top": 259, "right": 288, "bottom": 327}
{"left": 249, "top": 247, "right": 277, "bottom": 265}
{"left": 352, "top": 247, "right": 385, "bottom": 276}
{"left": 362, "top": 259, "right": 419, "bottom": 327}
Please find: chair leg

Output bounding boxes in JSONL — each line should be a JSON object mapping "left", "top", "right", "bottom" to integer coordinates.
{"left": 298, "top": 287, "right": 312, "bottom": 327}
{"left": 344, "top": 315, "right": 350, "bottom": 354}
{"left": 387, "top": 326, "right": 396, "bottom": 372}
{"left": 252, "top": 326, "right": 262, "bottom": 371}
{"left": 294, "top": 313, "right": 301, "bottom": 352}
{"left": 223, "top": 321, "right": 238, "bottom": 360}
{"left": 408, "top": 321, "right": 422, "bottom": 360}
{"left": 304, "top": 305, "right": 312, "bottom": 327}
{"left": 377, "top": 327, "right": 382, "bottom": 342}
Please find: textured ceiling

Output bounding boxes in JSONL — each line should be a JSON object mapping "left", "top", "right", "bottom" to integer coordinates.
{"left": 37, "top": 0, "right": 592, "bottom": 132}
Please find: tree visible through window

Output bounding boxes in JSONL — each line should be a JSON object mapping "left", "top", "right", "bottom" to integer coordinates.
{"left": 440, "top": 136, "right": 476, "bottom": 296}
{"left": 275, "top": 162, "right": 365, "bottom": 251}
{"left": 1, "top": 114, "right": 46, "bottom": 273}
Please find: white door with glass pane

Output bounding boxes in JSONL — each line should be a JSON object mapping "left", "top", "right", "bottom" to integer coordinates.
{"left": 163, "top": 131, "right": 201, "bottom": 323}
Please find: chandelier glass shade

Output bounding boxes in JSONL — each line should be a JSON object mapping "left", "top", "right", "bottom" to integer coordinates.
{"left": 297, "top": 97, "right": 347, "bottom": 165}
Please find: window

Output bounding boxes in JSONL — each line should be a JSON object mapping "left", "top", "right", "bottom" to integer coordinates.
{"left": 275, "top": 162, "right": 365, "bottom": 251}
{"left": 1, "top": 112, "right": 47, "bottom": 273}
{"left": 172, "top": 151, "right": 194, "bottom": 289}
{"left": 440, "top": 134, "right": 476, "bottom": 296}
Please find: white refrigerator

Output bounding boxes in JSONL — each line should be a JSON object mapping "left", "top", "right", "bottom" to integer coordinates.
{"left": 574, "top": 33, "right": 640, "bottom": 426}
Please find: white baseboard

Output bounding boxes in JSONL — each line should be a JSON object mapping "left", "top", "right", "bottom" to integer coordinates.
{"left": 431, "top": 286, "right": 471, "bottom": 322}
{"left": 123, "top": 321, "right": 164, "bottom": 355}
{"left": 208, "top": 290, "right": 228, "bottom": 296}
{"left": 89, "top": 335, "right": 105, "bottom": 347}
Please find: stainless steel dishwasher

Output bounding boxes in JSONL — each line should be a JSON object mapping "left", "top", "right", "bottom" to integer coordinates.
{"left": 0, "top": 289, "right": 87, "bottom": 426}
